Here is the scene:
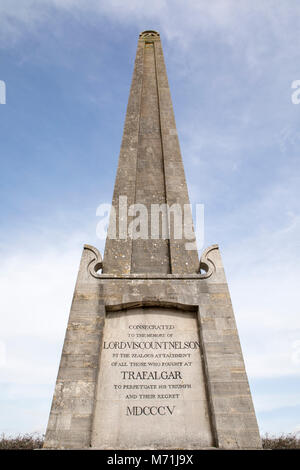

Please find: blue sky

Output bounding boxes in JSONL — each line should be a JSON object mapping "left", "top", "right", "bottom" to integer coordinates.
{"left": 0, "top": 0, "right": 300, "bottom": 437}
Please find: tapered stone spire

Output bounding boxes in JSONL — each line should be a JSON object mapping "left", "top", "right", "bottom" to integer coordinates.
{"left": 103, "top": 31, "right": 198, "bottom": 275}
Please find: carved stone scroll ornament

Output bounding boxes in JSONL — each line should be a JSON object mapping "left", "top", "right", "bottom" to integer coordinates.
{"left": 85, "top": 243, "right": 217, "bottom": 279}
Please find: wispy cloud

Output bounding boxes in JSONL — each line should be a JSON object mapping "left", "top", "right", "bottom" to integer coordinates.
{"left": 1, "top": 0, "right": 300, "bottom": 55}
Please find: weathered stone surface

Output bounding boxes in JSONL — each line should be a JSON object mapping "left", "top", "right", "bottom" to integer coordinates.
{"left": 103, "top": 30, "right": 198, "bottom": 275}
{"left": 44, "top": 243, "right": 261, "bottom": 449}
{"left": 43, "top": 247, "right": 105, "bottom": 449}
{"left": 43, "top": 31, "right": 261, "bottom": 449}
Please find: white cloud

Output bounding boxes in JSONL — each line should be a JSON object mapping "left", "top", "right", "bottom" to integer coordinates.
{"left": 1, "top": 0, "right": 300, "bottom": 59}
{"left": 255, "top": 392, "right": 300, "bottom": 414}
{"left": 222, "top": 199, "right": 300, "bottom": 379}
{"left": 0, "top": 241, "right": 76, "bottom": 388}
{"left": 0, "top": 245, "right": 78, "bottom": 339}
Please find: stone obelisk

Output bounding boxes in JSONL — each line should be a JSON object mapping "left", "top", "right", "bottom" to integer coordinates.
{"left": 44, "top": 31, "right": 261, "bottom": 449}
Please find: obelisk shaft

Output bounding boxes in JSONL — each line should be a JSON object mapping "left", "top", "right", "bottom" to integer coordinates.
{"left": 103, "top": 32, "right": 199, "bottom": 274}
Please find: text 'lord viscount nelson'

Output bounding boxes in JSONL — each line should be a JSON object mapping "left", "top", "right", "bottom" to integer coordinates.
{"left": 103, "top": 341, "right": 200, "bottom": 350}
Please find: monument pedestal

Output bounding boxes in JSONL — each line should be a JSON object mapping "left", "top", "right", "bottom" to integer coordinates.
{"left": 44, "top": 244, "right": 261, "bottom": 449}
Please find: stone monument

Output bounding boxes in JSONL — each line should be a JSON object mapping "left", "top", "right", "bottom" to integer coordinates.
{"left": 44, "top": 30, "right": 262, "bottom": 449}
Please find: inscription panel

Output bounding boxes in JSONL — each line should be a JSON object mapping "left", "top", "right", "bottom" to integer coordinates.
{"left": 92, "top": 307, "right": 214, "bottom": 449}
